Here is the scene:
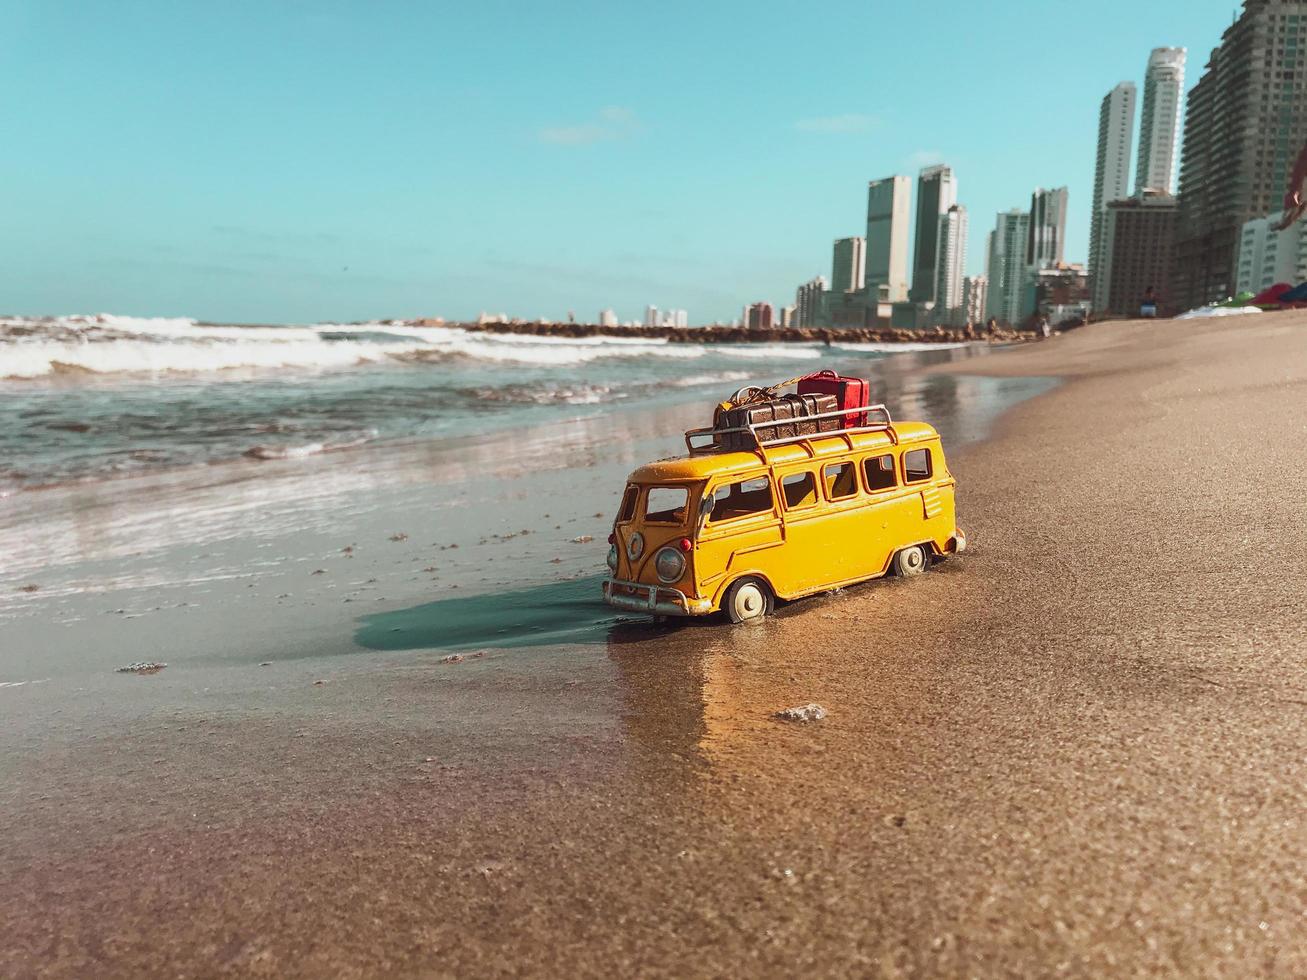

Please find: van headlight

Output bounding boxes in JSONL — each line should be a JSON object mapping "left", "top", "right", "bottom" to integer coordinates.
{"left": 654, "top": 547, "right": 685, "bottom": 583}
{"left": 607, "top": 544, "right": 618, "bottom": 572}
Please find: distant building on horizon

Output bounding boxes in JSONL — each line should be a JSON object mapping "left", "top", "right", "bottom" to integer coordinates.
{"left": 1023, "top": 187, "right": 1070, "bottom": 320}
{"left": 779, "top": 304, "right": 797, "bottom": 328}
{"left": 831, "top": 236, "right": 866, "bottom": 295}
{"left": 599, "top": 309, "right": 618, "bottom": 327}
{"left": 865, "top": 176, "right": 912, "bottom": 305}
{"left": 909, "top": 164, "right": 957, "bottom": 305}
{"left": 1236, "top": 211, "right": 1307, "bottom": 296}
{"left": 933, "top": 205, "right": 969, "bottom": 326}
{"left": 1090, "top": 81, "right": 1137, "bottom": 311}
{"left": 1174, "top": 1, "right": 1307, "bottom": 309}
{"left": 986, "top": 208, "right": 1031, "bottom": 326}
{"left": 1100, "top": 190, "right": 1178, "bottom": 317}
{"left": 962, "top": 275, "right": 988, "bottom": 326}
{"left": 1135, "top": 47, "right": 1186, "bottom": 196}
{"left": 746, "top": 301, "right": 776, "bottom": 330}
{"left": 794, "top": 277, "right": 827, "bottom": 328}
{"left": 644, "top": 305, "right": 659, "bottom": 328}
{"left": 1033, "top": 263, "right": 1092, "bottom": 326}
{"left": 1027, "top": 186, "right": 1069, "bottom": 270}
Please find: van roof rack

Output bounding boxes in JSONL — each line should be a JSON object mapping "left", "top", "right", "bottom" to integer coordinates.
{"left": 684, "top": 403, "right": 896, "bottom": 458}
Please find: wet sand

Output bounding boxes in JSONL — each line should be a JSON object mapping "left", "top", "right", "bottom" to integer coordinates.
{"left": 5, "top": 315, "right": 1307, "bottom": 976}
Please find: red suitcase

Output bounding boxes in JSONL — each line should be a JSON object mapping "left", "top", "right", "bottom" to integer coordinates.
{"left": 796, "top": 370, "right": 870, "bottom": 428}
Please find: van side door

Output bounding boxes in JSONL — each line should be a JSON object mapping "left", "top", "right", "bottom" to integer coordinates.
{"left": 695, "top": 474, "right": 783, "bottom": 600}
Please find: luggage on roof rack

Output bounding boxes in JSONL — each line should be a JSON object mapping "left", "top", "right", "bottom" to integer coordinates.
{"left": 797, "top": 370, "right": 871, "bottom": 428}
{"left": 687, "top": 405, "right": 895, "bottom": 456}
{"left": 713, "top": 392, "right": 840, "bottom": 451}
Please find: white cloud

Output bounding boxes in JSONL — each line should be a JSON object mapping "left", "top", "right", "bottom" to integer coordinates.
{"left": 539, "top": 107, "right": 639, "bottom": 146}
{"left": 904, "top": 149, "right": 946, "bottom": 168}
{"left": 794, "top": 113, "right": 879, "bottom": 134}
{"left": 597, "top": 105, "right": 637, "bottom": 125}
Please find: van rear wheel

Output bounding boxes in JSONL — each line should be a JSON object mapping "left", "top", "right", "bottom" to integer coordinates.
{"left": 724, "top": 577, "right": 773, "bottom": 624}
{"left": 893, "top": 545, "right": 929, "bottom": 577}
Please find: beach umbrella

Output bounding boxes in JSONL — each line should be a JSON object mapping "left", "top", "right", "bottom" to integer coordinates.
{"left": 1251, "top": 282, "right": 1293, "bottom": 306}
{"left": 1279, "top": 281, "right": 1307, "bottom": 304}
{"left": 1218, "top": 291, "right": 1256, "bottom": 307}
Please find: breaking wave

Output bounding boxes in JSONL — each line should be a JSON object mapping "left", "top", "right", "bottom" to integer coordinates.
{"left": 0, "top": 315, "right": 722, "bottom": 379}
{"left": 0, "top": 315, "right": 907, "bottom": 381}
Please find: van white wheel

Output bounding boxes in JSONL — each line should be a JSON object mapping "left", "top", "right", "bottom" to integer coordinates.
{"left": 724, "top": 577, "right": 772, "bottom": 624}
{"left": 893, "top": 545, "right": 928, "bottom": 577}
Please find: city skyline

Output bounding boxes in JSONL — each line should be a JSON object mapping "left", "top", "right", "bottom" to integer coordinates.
{"left": 0, "top": 1, "right": 1237, "bottom": 323}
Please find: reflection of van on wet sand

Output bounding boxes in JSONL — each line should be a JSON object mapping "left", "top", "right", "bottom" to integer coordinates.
{"left": 603, "top": 391, "right": 966, "bottom": 623}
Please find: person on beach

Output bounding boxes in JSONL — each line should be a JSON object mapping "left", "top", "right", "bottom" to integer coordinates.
{"left": 1140, "top": 287, "right": 1158, "bottom": 318}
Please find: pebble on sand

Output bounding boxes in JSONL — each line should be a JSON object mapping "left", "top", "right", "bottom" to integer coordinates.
{"left": 116, "top": 662, "right": 167, "bottom": 675}
{"left": 571, "top": 535, "right": 594, "bottom": 544}
{"left": 774, "top": 703, "right": 828, "bottom": 723}
{"left": 389, "top": 532, "right": 408, "bottom": 542}
{"left": 18, "top": 584, "right": 41, "bottom": 593}
{"left": 441, "top": 655, "right": 465, "bottom": 665}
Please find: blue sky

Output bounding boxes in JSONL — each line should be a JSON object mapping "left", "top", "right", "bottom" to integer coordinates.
{"left": 1, "top": 0, "right": 1235, "bottom": 324}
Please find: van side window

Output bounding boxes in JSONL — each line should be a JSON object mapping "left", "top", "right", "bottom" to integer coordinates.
{"left": 709, "top": 476, "right": 774, "bottom": 522}
{"left": 618, "top": 486, "right": 639, "bottom": 522}
{"left": 780, "top": 471, "right": 817, "bottom": 509}
{"left": 645, "top": 486, "right": 689, "bottom": 523}
{"left": 824, "top": 461, "right": 858, "bottom": 500}
{"left": 904, "top": 448, "right": 932, "bottom": 483}
{"left": 864, "top": 454, "right": 897, "bottom": 492}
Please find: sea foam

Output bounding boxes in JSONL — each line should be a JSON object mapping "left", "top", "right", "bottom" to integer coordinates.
{"left": 0, "top": 315, "right": 722, "bottom": 378}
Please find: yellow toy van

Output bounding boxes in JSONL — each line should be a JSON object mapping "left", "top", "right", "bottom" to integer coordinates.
{"left": 602, "top": 386, "right": 965, "bottom": 623}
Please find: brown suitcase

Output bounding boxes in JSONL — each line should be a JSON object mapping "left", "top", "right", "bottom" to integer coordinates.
{"left": 718, "top": 393, "right": 839, "bottom": 450}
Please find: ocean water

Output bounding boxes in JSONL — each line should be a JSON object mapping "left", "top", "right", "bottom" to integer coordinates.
{"left": 0, "top": 314, "right": 979, "bottom": 491}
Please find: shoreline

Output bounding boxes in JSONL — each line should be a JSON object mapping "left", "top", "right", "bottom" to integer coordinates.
{"left": 7, "top": 313, "right": 1307, "bottom": 975}
{"left": 434, "top": 317, "right": 1028, "bottom": 346}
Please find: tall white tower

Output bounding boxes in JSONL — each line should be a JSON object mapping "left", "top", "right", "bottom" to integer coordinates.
{"left": 1090, "top": 81, "right": 1137, "bottom": 309}
{"left": 933, "top": 205, "right": 969, "bottom": 326}
{"left": 1136, "top": 47, "right": 1186, "bottom": 194}
{"left": 830, "top": 237, "right": 866, "bottom": 294}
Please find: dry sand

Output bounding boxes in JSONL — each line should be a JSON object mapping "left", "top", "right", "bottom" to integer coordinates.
{"left": 5, "top": 313, "right": 1307, "bottom": 976}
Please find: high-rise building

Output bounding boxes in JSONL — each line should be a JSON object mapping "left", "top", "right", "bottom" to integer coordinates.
{"left": 909, "top": 164, "right": 957, "bottom": 304}
{"left": 794, "top": 277, "right": 827, "bottom": 328}
{"left": 779, "top": 305, "right": 797, "bottom": 328}
{"left": 746, "top": 302, "right": 775, "bottom": 330}
{"left": 1100, "top": 190, "right": 1178, "bottom": 316}
{"left": 865, "top": 176, "right": 912, "bottom": 303}
{"left": 1174, "top": 2, "right": 1307, "bottom": 310}
{"left": 644, "top": 305, "right": 659, "bottom": 328}
{"left": 985, "top": 209, "right": 1031, "bottom": 325}
{"left": 831, "top": 237, "right": 866, "bottom": 294}
{"left": 1027, "top": 187, "right": 1069, "bottom": 269}
{"left": 1135, "top": 47, "right": 1186, "bottom": 194}
{"left": 599, "top": 309, "right": 618, "bottom": 327}
{"left": 1090, "top": 82, "right": 1138, "bottom": 309}
{"left": 962, "top": 275, "right": 989, "bottom": 326}
{"left": 933, "top": 205, "right": 969, "bottom": 326}
{"left": 1235, "top": 211, "right": 1307, "bottom": 295}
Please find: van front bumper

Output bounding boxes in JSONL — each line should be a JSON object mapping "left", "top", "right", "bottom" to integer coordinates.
{"left": 602, "top": 578, "right": 713, "bottom": 617}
